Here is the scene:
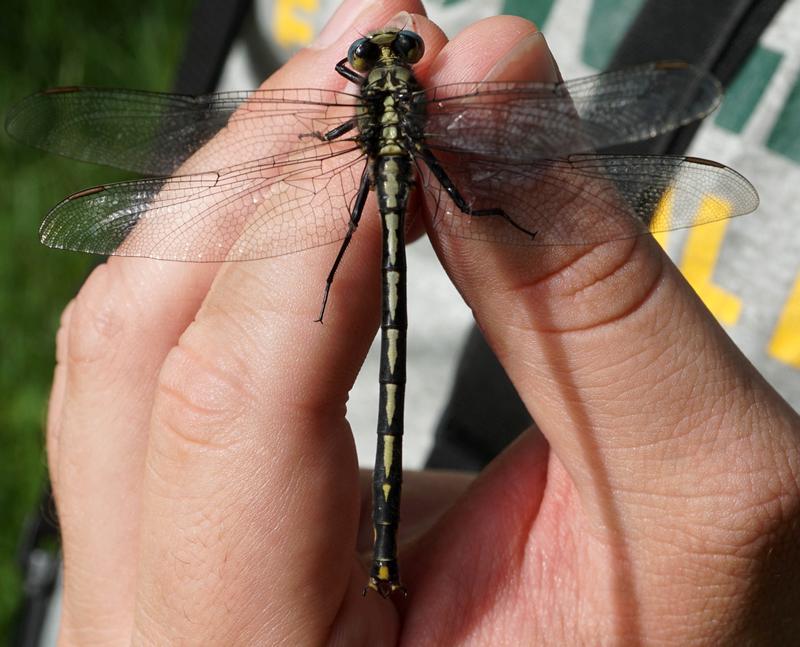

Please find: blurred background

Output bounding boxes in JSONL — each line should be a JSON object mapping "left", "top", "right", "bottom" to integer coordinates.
{"left": 0, "top": 1, "right": 194, "bottom": 638}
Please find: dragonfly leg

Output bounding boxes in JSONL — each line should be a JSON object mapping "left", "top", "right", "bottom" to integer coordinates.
{"left": 419, "top": 148, "right": 537, "bottom": 239}
{"left": 335, "top": 58, "right": 365, "bottom": 84}
{"left": 299, "top": 119, "right": 358, "bottom": 142}
{"left": 315, "top": 165, "right": 372, "bottom": 323}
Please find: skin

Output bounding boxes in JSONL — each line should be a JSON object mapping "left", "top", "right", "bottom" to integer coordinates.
{"left": 47, "top": 0, "right": 800, "bottom": 644}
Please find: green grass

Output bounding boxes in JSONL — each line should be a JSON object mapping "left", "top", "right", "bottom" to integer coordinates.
{"left": 0, "top": 0, "right": 193, "bottom": 638}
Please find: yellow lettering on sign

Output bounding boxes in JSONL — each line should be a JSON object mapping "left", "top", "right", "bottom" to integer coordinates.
{"left": 653, "top": 189, "right": 798, "bottom": 369}
{"left": 679, "top": 197, "right": 742, "bottom": 326}
{"left": 768, "top": 272, "right": 800, "bottom": 368}
{"left": 273, "top": 0, "right": 318, "bottom": 48}
{"left": 650, "top": 186, "right": 674, "bottom": 249}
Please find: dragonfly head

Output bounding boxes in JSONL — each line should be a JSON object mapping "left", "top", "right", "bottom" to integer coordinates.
{"left": 347, "top": 30, "right": 425, "bottom": 72}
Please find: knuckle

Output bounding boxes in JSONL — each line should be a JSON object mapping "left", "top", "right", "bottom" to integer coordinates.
{"left": 508, "top": 235, "right": 667, "bottom": 333}
{"left": 66, "top": 263, "right": 130, "bottom": 366}
{"left": 153, "top": 336, "right": 255, "bottom": 449}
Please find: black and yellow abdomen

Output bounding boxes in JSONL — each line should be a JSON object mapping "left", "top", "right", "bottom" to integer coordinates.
{"left": 369, "top": 153, "right": 412, "bottom": 594}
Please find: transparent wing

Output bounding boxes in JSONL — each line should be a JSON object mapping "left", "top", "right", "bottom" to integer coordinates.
{"left": 10, "top": 61, "right": 752, "bottom": 258}
{"left": 5, "top": 87, "right": 362, "bottom": 175}
{"left": 421, "top": 154, "right": 759, "bottom": 246}
{"left": 5, "top": 62, "right": 719, "bottom": 176}
{"left": 420, "top": 62, "right": 721, "bottom": 160}
{"left": 39, "top": 143, "right": 367, "bottom": 261}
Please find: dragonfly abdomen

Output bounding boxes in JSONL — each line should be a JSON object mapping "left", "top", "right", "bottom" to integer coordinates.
{"left": 369, "top": 152, "right": 412, "bottom": 596}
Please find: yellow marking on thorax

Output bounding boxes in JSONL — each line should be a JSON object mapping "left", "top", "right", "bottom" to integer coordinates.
{"left": 386, "top": 328, "right": 399, "bottom": 373}
{"left": 381, "top": 96, "right": 397, "bottom": 118}
{"left": 379, "top": 143, "right": 404, "bottom": 155}
{"left": 385, "top": 383, "right": 397, "bottom": 425}
{"left": 387, "top": 271, "right": 400, "bottom": 321}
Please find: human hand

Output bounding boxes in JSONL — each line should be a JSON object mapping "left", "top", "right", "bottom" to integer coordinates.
{"left": 47, "top": 1, "right": 800, "bottom": 645}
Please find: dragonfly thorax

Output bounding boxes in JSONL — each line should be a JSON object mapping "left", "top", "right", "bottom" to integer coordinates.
{"left": 354, "top": 41, "right": 425, "bottom": 160}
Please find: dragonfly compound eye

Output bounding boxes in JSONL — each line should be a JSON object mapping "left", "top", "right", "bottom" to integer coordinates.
{"left": 393, "top": 30, "right": 424, "bottom": 64}
{"left": 348, "top": 38, "right": 381, "bottom": 72}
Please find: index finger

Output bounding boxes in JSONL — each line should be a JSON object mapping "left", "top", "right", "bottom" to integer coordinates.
{"left": 131, "top": 4, "right": 449, "bottom": 644}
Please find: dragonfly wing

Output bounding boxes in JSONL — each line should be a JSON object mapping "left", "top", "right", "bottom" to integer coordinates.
{"left": 420, "top": 153, "right": 759, "bottom": 246}
{"left": 5, "top": 87, "right": 362, "bottom": 175}
{"left": 421, "top": 62, "right": 721, "bottom": 160}
{"left": 40, "top": 143, "right": 367, "bottom": 261}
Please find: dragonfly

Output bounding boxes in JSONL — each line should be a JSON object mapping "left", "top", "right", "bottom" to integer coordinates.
{"left": 6, "top": 28, "right": 759, "bottom": 598}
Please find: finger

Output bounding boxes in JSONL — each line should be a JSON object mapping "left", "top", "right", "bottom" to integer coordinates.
{"left": 425, "top": 11, "right": 800, "bottom": 610}
{"left": 131, "top": 6, "right": 446, "bottom": 644}
{"left": 53, "top": 176, "right": 222, "bottom": 642}
{"left": 46, "top": 299, "right": 73, "bottom": 490}
{"left": 52, "top": 261, "right": 217, "bottom": 643}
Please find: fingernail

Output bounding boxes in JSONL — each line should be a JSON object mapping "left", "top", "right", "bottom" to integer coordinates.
{"left": 311, "top": 0, "right": 376, "bottom": 50}
{"left": 382, "top": 11, "right": 417, "bottom": 32}
{"left": 484, "top": 32, "right": 562, "bottom": 83}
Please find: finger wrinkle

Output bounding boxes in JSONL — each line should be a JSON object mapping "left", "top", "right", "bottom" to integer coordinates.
{"left": 195, "top": 294, "right": 277, "bottom": 352}
{"left": 514, "top": 242, "right": 667, "bottom": 337}
{"left": 154, "top": 342, "right": 254, "bottom": 448}
{"left": 206, "top": 261, "right": 311, "bottom": 323}
{"left": 533, "top": 237, "right": 642, "bottom": 302}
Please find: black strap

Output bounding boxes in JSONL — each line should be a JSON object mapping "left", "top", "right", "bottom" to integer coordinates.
{"left": 10, "top": 488, "right": 60, "bottom": 647}
{"left": 608, "top": 0, "right": 788, "bottom": 155}
{"left": 427, "top": 0, "right": 787, "bottom": 471}
{"left": 172, "top": 0, "right": 253, "bottom": 94}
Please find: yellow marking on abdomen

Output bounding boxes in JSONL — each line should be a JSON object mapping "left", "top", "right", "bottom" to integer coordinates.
{"left": 378, "top": 565, "right": 390, "bottom": 581}
{"left": 387, "top": 271, "right": 400, "bottom": 321}
{"left": 385, "top": 211, "right": 400, "bottom": 266}
{"left": 383, "top": 434, "right": 394, "bottom": 478}
{"left": 382, "top": 483, "right": 391, "bottom": 501}
{"left": 386, "top": 328, "right": 399, "bottom": 373}
{"left": 385, "top": 383, "right": 397, "bottom": 425}
{"left": 382, "top": 159, "right": 401, "bottom": 207}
